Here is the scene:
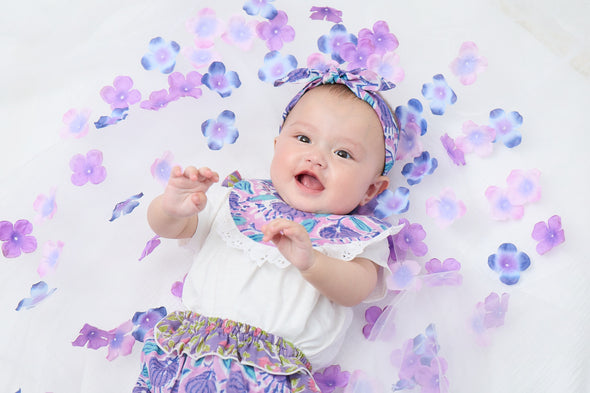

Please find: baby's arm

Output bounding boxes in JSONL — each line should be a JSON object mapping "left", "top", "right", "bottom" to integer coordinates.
{"left": 261, "top": 218, "right": 378, "bottom": 307}
{"left": 147, "top": 166, "right": 219, "bottom": 239}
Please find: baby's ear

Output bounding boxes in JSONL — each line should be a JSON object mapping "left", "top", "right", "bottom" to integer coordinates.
{"left": 360, "top": 175, "right": 390, "bottom": 206}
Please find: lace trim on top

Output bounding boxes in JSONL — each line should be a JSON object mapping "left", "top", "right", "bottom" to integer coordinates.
{"left": 215, "top": 179, "right": 396, "bottom": 268}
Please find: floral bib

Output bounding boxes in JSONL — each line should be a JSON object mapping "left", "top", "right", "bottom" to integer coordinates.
{"left": 228, "top": 179, "right": 392, "bottom": 247}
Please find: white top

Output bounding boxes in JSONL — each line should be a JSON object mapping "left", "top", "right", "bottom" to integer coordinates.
{"left": 181, "top": 183, "right": 402, "bottom": 369}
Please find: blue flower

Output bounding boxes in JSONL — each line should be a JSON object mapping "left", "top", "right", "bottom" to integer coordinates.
{"left": 421, "top": 74, "right": 457, "bottom": 115}
{"left": 395, "top": 99, "right": 427, "bottom": 136}
{"left": 140, "top": 37, "right": 180, "bottom": 74}
{"left": 489, "top": 108, "right": 523, "bottom": 148}
{"left": 317, "top": 24, "right": 357, "bottom": 64}
{"left": 131, "top": 306, "right": 167, "bottom": 342}
{"left": 258, "top": 51, "right": 298, "bottom": 83}
{"left": 15, "top": 281, "right": 56, "bottom": 311}
{"left": 109, "top": 192, "right": 144, "bottom": 222}
{"left": 243, "top": 0, "right": 277, "bottom": 19}
{"left": 374, "top": 187, "right": 410, "bottom": 217}
{"left": 94, "top": 107, "right": 129, "bottom": 129}
{"left": 401, "top": 151, "right": 438, "bottom": 186}
{"left": 201, "top": 61, "right": 241, "bottom": 98}
{"left": 201, "top": 110, "right": 239, "bottom": 150}
{"left": 487, "top": 243, "right": 530, "bottom": 285}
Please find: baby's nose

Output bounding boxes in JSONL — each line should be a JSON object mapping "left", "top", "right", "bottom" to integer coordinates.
{"left": 305, "top": 150, "right": 327, "bottom": 167}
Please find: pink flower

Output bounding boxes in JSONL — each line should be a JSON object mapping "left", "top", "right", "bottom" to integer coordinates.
{"left": 256, "top": 11, "right": 295, "bottom": 51}
{"left": 151, "top": 151, "right": 175, "bottom": 186}
{"left": 186, "top": 8, "right": 224, "bottom": 47}
{"left": 99, "top": 76, "right": 141, "bottom": 109}
{"left": 425, "top": 188, "right": 466, "bottom": 228}
{"left": 182, "top": 43, "right": 221, "bottom": 69}
{"left": 532, "top": 215, "right": 565, "bottom": 255}
{"left": 33, "top": 187, "right": 57, "bottom": 222}
{"left": 69, "top": 149, "right": 107, "bottom": 186}
{"left": 506, "top": 168, "right": 541, "bottom": 206}
{"left": 221, "top": 14, "right": 257, "bottom": 51}
{"left": 61, "top": 108, "right": 91, "bottom": 138}
{"left": 106, "top": 321, "right": 135, "bottom": 361}
{"left": 484, "top": 186, "right": 524, "bottom": 220}
{"left": 455, "top": 120, "right": 496, "bottom": 157}
{"left": 366, "top": 51, "right": 404, "bottom": 83}
{"left": 306, "top": 53, "right": 339, "bottom": 72}
{"left": 387, "top": 260, "right": 422, "bottom": 291}
{"left": 395, "top": 122, "right": 423, "bottom": 161}
{"left": 449, "top": 41, "right": 487, "bottom": 85}
{"left": 37, "top": 240, "right": 64, "bottom": 277}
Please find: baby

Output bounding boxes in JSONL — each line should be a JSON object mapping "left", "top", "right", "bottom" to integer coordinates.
{"left": 135, "top": 68, "right": 401, "bottom": 393}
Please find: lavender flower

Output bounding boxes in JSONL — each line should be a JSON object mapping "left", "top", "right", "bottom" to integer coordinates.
{"left": 0, "top": 219, "right": 37, "bottom": 258}
{"left": 532, "top": 215, "right": 565, "bottom": 255}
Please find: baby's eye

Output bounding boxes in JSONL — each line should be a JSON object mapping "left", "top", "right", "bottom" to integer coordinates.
{"left": 335, "top": 150, "right": 351, "bottom": 159}
{"left": 297, "top": 135, "right": 311, "bottom": 143}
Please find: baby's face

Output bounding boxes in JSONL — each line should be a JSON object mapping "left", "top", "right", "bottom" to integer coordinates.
{"left": 270, "top": 86, "right": 389, "bottom": 214}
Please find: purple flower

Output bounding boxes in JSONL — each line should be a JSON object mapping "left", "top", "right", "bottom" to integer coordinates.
{"left": 424, "top": 258, "right": 462, "bottom": 286}
{"left": 110, "top": 193, "right": 143, "bottom": 222}
{"left": 140, "top": 89, "right": 177, "bottom": 111}
{"left": 141, "top": 37, "right": 180, "bottom": 74}
{"left": 186, "top": 8, "right": 225, "bottom": 47}
{"left": 202, "top": 61, "right": 241, "bottom": 98}
{"left": 506, "top": 168, "right": 541, "bottom": 206}
{"left": 488, "top": 243, "right": 530, "bottom": 285}
{"left": 358, "top": 21, "right": 399, "bottom": 55}
{"left": 317, "top": 24, "right": 357, "bottom": 64}
{"left": 401, "top": 151, "right": 438, "bottom": 186}
{"left": 489, "top": 108, "right": 523, "bottom": 148}
{"left": 100, "top": 76, "right": 141, "bottom": 109}
{"left": 171, "top": 274, "right": 186, "bottom": 298}
{"left": 414, "top": 362, "right": 450, "bottom": 393}
{"left": 132, "top": 306, "right": 167, "bottom": 342}
{"left": 363, "top": 305, "right": 393, "bottom": 340}
{"left": 425, "top": 188, "right": 466, "bottom": 228}
{"left": 392, "top": 218, "right": 428, "bottom": 261}
{"left": 106, "top": 320, "right": 136, "bottom": 361}
{"left": 455, "top": 120, "right": 496, "bottom": 157}
{"left": 167, "top": 71, "right": 203, "bottom": 100}
{"left": 69, "top": 149, "right": 107, "bottom": 186}
{"left": 482, "top": 292, "right": 509, "bottom": 328}
{"left": 421, "top": 74, "right": 457, "bottom": 115}
{"left": 257, "top": 50, "right": 298, "bottom": 83}
{"left": 243, "top": 0, "right": 277, "bottom": 19}
{"left": 37, "top": 240, "right": 64, "bottom": 277}
{"left": 440, "top": 133, "right": 466, "bottom": 166}
{"left": 61, "top": 108, "right": 91, "bottom": 139}
{"left": 366, "top": 51, "right": 405, "bottom": 84}
{"left": 532, "top": 215, "right": 565, "bottom": 255}
{"left": 309, "top": 6, "right": 342, "bottom": 23}
{"left": 33, "top": 187, "right": 57, "bottom": 222}
{"left": 139, "top": 235, "right": 161, "bottom": 261}
{"left": 485, "top": 186, "right": 524, "bottom": 220}
{"left": 151, "top": 151, "right": 175, "bottom": 186}
{"left": 395, "top": 122, "right": 423, "bottom": 161}
{"left": 222, "top": 15, "right": 257, "bottom": 51}
{"left": 94, "top": 107, "right": 129, "bottom": 129}
{"left": 341, "top": 38, "right": 375, "bottom": 70}
{"left": 313, "top": 365, "right": 350, "bottom": 393}
{"left": 15, "top": 281, "right": 56, "bottom": 311}
{"left": 72, "top": 323, "right": 112, "bottom": 350}
{"left": 256, "top": 11, "right": 295, "bottom": 51}
{"left": 201, "top": 110, "right": 239, "bottom": 150}
{"left": 0, "top": 219, "right": 37, "bottom": 258}
{"left": 387, "top": 259, "right": 422, "bottom": 291}
{"left": 450, "top": 41, "right": 487, "bottom": 85}
{"left": 395, "top": 99, "right": 427, "bottom": 136}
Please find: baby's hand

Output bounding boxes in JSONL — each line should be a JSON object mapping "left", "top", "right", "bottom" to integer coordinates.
{"left": 161, "top": 166, "right": 219, "bottom": 218}
{"left": 261, "top": 218, "right": 315, "bottom": 271}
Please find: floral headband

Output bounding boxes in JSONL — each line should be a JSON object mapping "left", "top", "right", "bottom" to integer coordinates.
{"left": 274, "top": 67, "right": 399, "bottom": 175}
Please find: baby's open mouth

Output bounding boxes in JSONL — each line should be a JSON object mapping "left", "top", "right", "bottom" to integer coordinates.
{"left": 296, "top": 172, "right": 324, "bottom": 191}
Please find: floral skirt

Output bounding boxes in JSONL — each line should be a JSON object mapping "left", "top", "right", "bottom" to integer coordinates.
{"left": 133, "top": 310, "right": 320, "bottom": 393}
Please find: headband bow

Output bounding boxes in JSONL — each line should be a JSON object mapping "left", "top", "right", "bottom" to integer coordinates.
{"left": 274, "top": 67, "right": 399, "bottom": 175}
